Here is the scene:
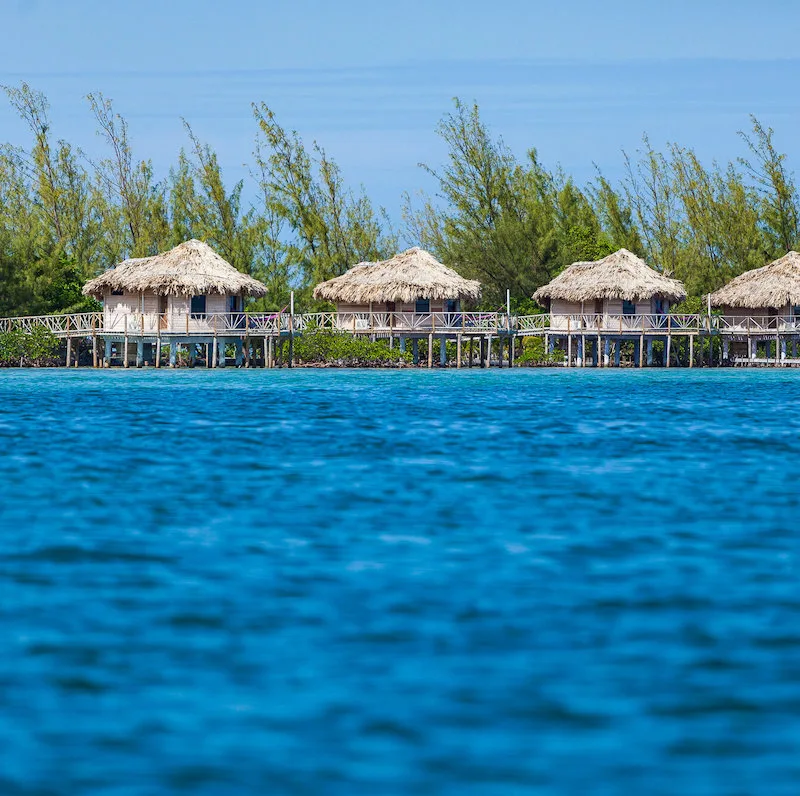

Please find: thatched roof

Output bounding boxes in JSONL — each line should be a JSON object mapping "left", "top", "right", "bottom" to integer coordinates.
{"left": 82, "top": 239, "right": 267, "bottom": 298}
{"left": 533, "top": 249, "right": 686, "bottom": 304}
{"left": 709, "top": 251, "right": 800, "bottom": 309}
{"left": 313, "top": 247, "right": 482, "bottom": 304}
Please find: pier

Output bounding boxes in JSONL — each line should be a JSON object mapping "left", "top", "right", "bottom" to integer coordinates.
{"left": 5, "top": 309, "right": 800, "bottom": 368}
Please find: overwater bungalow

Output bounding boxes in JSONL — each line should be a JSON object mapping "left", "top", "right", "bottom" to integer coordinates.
{"left": 313, "top": 247, "right": 482, "bottom": 332}
{"left": 533, "top": 249, "right": 687, "bottom": 366}
{"left": 82, "top": 239, "right": 268, "bottom": 366}
{"left": 710, "top": 251, "right": 800, "bottom": 362}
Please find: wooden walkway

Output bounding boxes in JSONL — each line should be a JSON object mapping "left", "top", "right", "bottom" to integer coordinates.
{"left": 4, "top": 310, "right": 800, "bottom": 368}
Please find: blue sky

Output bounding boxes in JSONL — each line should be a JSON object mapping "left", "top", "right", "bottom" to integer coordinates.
{"left": 2, "top": 0, "right": 800, "bottom": 235}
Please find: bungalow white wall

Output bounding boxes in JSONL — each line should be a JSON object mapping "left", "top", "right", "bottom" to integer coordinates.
{"left": 549, "top": 297, "right": 673, "bottom": 331}
{"left": 102, "top": 290, "right": 242, "bottom": 334}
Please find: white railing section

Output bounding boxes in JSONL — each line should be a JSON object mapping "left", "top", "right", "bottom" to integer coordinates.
{"left": 0, "top": 312, "right": 103, "bottom": 336}
{"left": 6, "top": 311, "right": 800, "bottom": 337}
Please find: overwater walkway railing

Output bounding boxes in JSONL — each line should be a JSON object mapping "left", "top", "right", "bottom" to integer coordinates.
{"left": 6, "top": 310, "right": 800, "bottom": 339}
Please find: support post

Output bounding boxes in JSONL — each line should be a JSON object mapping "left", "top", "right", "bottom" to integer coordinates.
{"left": 666, "top": 335, "right": 672, "bottom": 368}
{"left": 218, "top": 338, "right": 227, "bottom": 368}
{"left": 646, "top": 339, "right": 653, "bottom": 366}
{"left": 603, "top": 338, "right": 610, "bottom": 367}
{"left": 427, "top": 333, "right": 433, "bottom": 368}
{"left": 234, "top": 339, "right": 243, "bottom": 367}
{"left": 170, "top": 342, "right": 177, "bottom": 368}
{"left": 689, "top": 335, "right": 694, "bottom": 368}
{"left": 439, "top": 335, "right": 447, "bottom": 367}
{"left": 412, "top": 338, "right": 419, "bottom": 365}
{"left": 457, "top": 334, "right": 462, "bottom": 368}
{"left": 469, "top": 337, "right": 474, "bottom": 367}
{"left": 614, "top": 340, "right": 621, "bottom": 367}
{"left": 486, "top": 335, "right": 493, "bottom": 368}
{"left": 211, "top": 336, "right": 218, "bottom": 369}
{"left": 123, "top": 329, "right": 129, "bottom": 368}
{"left": 104, "top": 338, "right": 112, "bottom": 367}
{"left": 566, "top": 317, "right": 572, "bottom": 368}
{"left": 92, "top": 318, "right": 98, "bottom": 368}
{"left": 136, "top": 340, "right": 144, "bottom": 368}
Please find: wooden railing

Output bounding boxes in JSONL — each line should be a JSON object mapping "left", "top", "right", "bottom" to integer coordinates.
{"left": 717, "top": 315, "right": 800, "bottom": 333}
{"left": 0, "top": 312, "right": 103, "bottom": 336}
{"left": 5, "top": 310, "right": 800, "bottom": 337}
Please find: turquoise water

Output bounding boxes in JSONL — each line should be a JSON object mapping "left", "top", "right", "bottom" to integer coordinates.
{"left": 1, "top": 368, "right": 799, "bottom": 794}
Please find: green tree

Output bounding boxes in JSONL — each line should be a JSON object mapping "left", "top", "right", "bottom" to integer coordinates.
{"left": 252, "top": 102, "right": 395, "bottom": 306}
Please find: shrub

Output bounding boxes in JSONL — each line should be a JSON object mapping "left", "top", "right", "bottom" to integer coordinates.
{"left": 292, "top": 331, "right": 412, "bottom": 366}
{"left": 0, "top": 325, "right": 59, "bottom": 367}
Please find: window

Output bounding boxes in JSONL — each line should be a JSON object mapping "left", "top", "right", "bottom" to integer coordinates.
{"left": 228, "top": 296, "right": 240, "bottom": 313}
{"left": 793, "top": 306, "right": 800, "bottom": 317}
{"left": 385, "top": 301, "right": 396, "bottom": 312}
{"left": 190, "top": 295, "right": 207, "bottom": 317}
{"left": 445, "top": 299, "right": 460, "bottom": 313}
{"left": 415, "top": 298, "right": 430, "bottom": 313}
{"left": 111, "top": 289, "right": 124, "bottom": 296}
{"left": 652, "top": 298, "right": 665, "bottom": 315}
{"left": 622, "top": 300, "right": 636, "bottom": 315}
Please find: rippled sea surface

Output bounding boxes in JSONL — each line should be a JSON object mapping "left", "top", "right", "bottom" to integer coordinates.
{"left": 2, "top": 368, "right": 800, "bottom": 795}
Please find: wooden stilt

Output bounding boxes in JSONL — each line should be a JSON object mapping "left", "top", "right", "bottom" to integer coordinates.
{"left": 689, "top": 334, "right": 694, "bottom": 368}
{"left": 92, "top": 318, "right": 98, "bottom": 368}
{"left": 457, "top": 334, "right": 462, "bottom": 368}
{"left": 666, "top": 334, "right": 672, "bottom": 368}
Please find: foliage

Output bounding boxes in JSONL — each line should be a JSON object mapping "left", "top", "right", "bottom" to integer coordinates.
{"left": 1, "top": 83, "right": 799, "bottom": 321}
{"left": 252, "top": 103, "right": 396, "bottom": 309}
{"left": 292, "top": 330, "right": 412, "bottom": 366}
{"left": 0, "top": 324, "right": 58, "bottom": 366}
{"left": 516, "top": 335, "right": 562, "bottom": 366}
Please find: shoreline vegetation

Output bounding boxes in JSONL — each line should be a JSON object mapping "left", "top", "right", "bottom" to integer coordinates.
{"left": 1, "top": 84, "right": 798, "bottom": 325}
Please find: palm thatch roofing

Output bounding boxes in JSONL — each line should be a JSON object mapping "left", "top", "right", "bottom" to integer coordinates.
{"left": 312, "top": 247, "right": 482, "bottom": 304}
{"left": 82, "top": 239, "right": 267, "bottom": 298}
{"left": 533, "top": 249, "right": 686, "bottom": 304}
{"left": 709, "top": 251, "right": 800, "bottom": 309}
